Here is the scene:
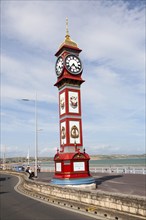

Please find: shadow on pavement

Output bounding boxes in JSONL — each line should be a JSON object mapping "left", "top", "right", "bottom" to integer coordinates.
{"left": 0, "top": 191, "right": 9, "bottom": 195}
{"left": 0, "top": 177, "right": 7, "bottom": 181}
{"left": 95, "top": 175, "right": 123, "bottom": 186}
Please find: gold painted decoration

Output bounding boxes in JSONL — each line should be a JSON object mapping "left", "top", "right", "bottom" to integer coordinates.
{"left": 66, "top": 17, "right": 69, "bottom": 36}
{"left": 74, "top": 154, "right": 85, "bottom": 159}
{"left": 61, "top": 126, "right": 66, "bottom": 139}
{"left": 59, "top": 18, "right": 78, "bottom": 49}
{"left": 71, "top": 125, "right": 79, "bottom": 139}
{"left": 60, "top": 97, "right": 65, "bottom": 110}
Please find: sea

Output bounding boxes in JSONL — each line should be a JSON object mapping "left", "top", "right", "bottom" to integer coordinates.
{"left": 39, "top": 157, "right": 145, "bottom": 169}
{"left": 89, "top": 157, "right": 146, "bottom": 167}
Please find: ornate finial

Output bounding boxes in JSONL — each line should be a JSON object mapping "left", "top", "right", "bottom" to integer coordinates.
{"left": 59, "top": 18, "right": 78, "bottom": 49}
{"left": 66, "top": 17, "right": 69, "bottom": 36}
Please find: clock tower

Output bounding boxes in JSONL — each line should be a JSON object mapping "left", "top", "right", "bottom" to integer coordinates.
{"left": 52, "top": 19, "right": 95, "bottom": 187}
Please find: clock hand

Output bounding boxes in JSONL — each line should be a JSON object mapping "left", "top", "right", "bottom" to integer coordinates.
{"left": 71, "top": 62, "right": 77, "bottom": 68}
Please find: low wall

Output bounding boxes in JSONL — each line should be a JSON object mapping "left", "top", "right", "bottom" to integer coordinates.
{"left": 2, "top": 171, "right": 146, "bottom": 219}
{"left": 22, "top": 175, "right": 146, "bottom": 218}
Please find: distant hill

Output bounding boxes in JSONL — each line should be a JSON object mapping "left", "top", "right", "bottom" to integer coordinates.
{"left": 0, "top": 154, "right": 145, "bottom": 164}
{"left": 90, "top": 154, "right": 146, "bottom": 160}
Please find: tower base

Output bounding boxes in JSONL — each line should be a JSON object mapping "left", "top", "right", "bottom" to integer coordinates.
{"left": 52, "top": 151, "right": 95, "bottom": 188}
{"left": 51, "top": 176, "right": 95, "bottom": 185}
{"left": 51, "top": 177, "right": 96, "bottom": 189}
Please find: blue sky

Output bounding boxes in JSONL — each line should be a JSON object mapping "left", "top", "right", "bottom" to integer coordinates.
{"left": 1, "top": 0, "right": 145, "bottom": 158}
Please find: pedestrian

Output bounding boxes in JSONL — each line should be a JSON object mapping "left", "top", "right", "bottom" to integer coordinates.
{"left": 37, "top": 165, "right": 41, "bottom": 172}
{"left": 27, "top": 167, "right": 34, "bottom": 179}
{"left": 26, "top": 166, "right": 30, "bottom": 173}
{"left": 22, "top": 165, "right": 25, "bottom": 171}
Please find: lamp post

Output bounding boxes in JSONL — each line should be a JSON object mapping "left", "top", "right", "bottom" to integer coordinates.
{"left": 22, "top": 92, "right": 38, "bottom": 178}
{"left": 35, "top": 92, "right": 38, "bottom": 178}
{"left": 2, "top": 145, "right": 6, "bottom": 170}
{"left": 26, "top": 146, "right": 30, "bottom": 166}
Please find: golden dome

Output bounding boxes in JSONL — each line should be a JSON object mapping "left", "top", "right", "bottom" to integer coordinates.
{"left": 59, "top": 18, "right": 78, "bottom": 49}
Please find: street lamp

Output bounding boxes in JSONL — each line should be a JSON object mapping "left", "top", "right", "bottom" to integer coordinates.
{"left": 22, "top": 92, "right": 38, "bottom": 178}
{"left": 34, "top": 92, "right": 38, "bottom": 178}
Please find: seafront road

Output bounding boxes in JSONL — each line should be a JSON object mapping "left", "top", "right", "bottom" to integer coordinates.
{"left": 0, "top": 174, "right": 100, "bottom": 220}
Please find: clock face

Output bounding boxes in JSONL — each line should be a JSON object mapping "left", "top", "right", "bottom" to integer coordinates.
{"left": 65, "top": 54, "right": 82, "bottom": 75}
{"left": 55, "top": 56, "right": 64, "bottom": 77}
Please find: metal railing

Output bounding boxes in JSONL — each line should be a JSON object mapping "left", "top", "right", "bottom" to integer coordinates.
{"left": 3, "top": 164, "right": 145, "bottom": 175}
{"left": 40, "top": 166, "right": 146, "bottom": 174}
{"left": 89, "top": 166, "right": 146, "bottom": 174}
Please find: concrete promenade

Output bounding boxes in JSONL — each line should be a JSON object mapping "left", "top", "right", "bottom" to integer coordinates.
{"left": 36, "top": 172, "right": 146, "bottom": 197}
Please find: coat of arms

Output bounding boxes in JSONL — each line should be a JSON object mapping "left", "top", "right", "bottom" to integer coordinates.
{"left": 71, "top": 125, "right": 79, "bottom": 139}
{"left": 70, "top": 96, "right": 78, "bottom": 109}
{"left": 61, "top": 126, "right": 66, "bottom": 139}
{"left": 60, "top": 97, "right": 65, "bottom": 110}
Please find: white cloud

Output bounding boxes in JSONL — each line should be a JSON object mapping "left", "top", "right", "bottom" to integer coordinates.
{"left": 1, "top": 53, "right": 57, "bottom": 102}
{"left": 1, "top": 0, "right": 145, "bottom": 157}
